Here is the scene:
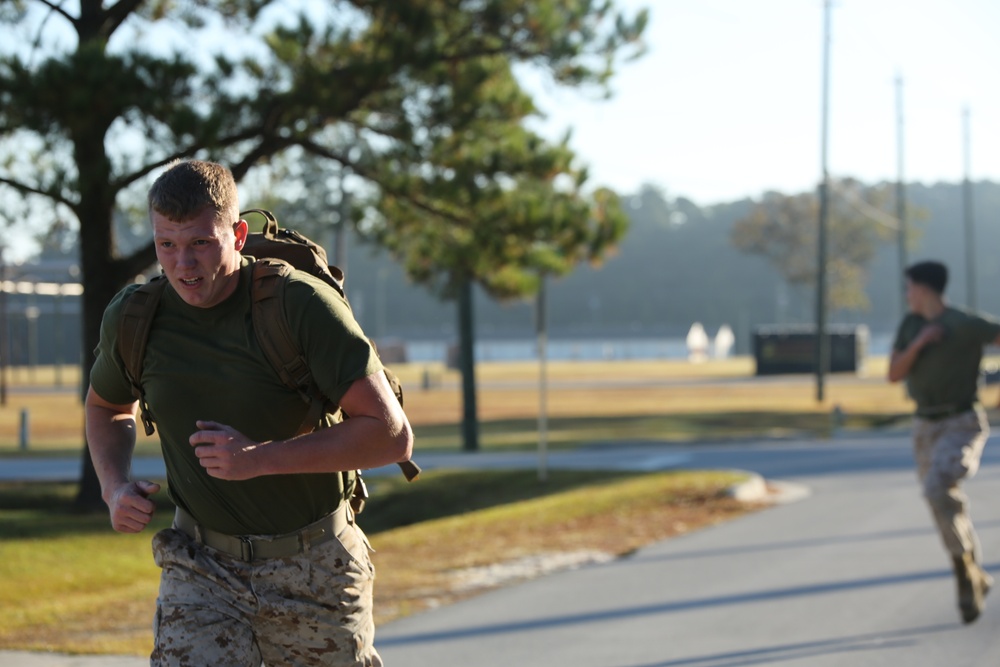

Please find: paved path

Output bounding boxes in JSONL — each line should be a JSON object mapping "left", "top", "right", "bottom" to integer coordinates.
{"left": 377, "top": 433, "right": 1000, "bottom": 666}
{"left": 5, "top": 430, "right": 1000, "bottom": 665}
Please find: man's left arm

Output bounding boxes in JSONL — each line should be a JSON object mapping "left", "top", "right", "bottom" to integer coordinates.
{"left": 190, "top": 370, "right": 413, "bottom": 480}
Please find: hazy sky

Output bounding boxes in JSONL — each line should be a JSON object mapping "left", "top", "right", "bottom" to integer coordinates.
{"left": 528, "top": 0, "right": 1000, "bottom": 206}
{"left": 8, "top": 1, "right": 998, "bottom": 261}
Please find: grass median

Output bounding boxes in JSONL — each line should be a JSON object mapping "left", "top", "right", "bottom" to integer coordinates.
{"left": 1, "top": 355, "right": 970, "bottom": 456}
{"left": 0, "top": 468, "right": 754, "bottom": 656}
{"left": 3, "top": 355, "right": 992, "bottom": 656}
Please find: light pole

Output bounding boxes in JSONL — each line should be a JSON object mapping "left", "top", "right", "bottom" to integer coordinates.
{"left": 962, "top": 106, "right": 976, "bottom": 309}
{"left": 815, "top": 0, "right": 832, "bottom": 403}
{"left": 25, "top": 303, "right": 39, "bottom": 383}
{"left": 536, "top": 274, "right": 549, "bottom": 482}
{"left": 896, "top": 73, "right": 908, "bottom": 316}
{"left": 335, "top": 183, "right": 350, "bottom": 273}
{"left": 0, "top": 246, "right": 6, "bottom": 406}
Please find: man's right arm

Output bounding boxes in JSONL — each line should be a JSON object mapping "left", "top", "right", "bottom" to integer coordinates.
{"left": 888, "top": 323, "right": 943, "bottom": 383}
{"left": 85, "top": 386, "right": 160, "bottom": 533}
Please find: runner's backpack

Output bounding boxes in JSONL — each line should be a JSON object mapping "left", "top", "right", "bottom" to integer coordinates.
{"left": 116, "top": 209, "right": 419, "bottom": 513}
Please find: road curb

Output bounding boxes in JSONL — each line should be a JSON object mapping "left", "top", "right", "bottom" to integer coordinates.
{"left": 727, "top": 471, "right": 811, "bottom": 505}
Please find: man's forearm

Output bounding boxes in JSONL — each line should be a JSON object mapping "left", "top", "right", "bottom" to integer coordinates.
{"left": 263, "top": 415, "right": 412, "bottom": 476}
{"left": 888, "top": 344, "right": 921, "bottom": 383}
{"left": 85, "top": 400, "right": 140, "bottom": 504}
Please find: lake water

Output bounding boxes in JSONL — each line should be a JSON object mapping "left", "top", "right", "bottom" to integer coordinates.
{"left": 402, "top": 331, "right": 894, "bottom": 364}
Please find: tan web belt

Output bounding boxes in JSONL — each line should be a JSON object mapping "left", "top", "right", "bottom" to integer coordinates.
{"left": 916, "top": 403, "right": 975, "bottom": 421}
{"left": 173, "top": 504, "right": 349, "bottom": 562}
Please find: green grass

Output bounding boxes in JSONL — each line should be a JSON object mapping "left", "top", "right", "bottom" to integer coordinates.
{"left": 0, "top": 481, "right": 171, "bottom": 654}
{"left": 359, "top": 468, "right": 641, "bottom": 531}
{"left": 410, "top": 410, "right": 911, "bottom": 450}
{"left": 0, "top": 469, "right": 751, "bottom": 656}
{"left": 0, "top": 355, "right": 929, "bottom": 456}
{"left": 0, "top": 409, "right": 912, "bottom": 459}
{"left": 0, "top": 357, "right": 928, "bottom": 655}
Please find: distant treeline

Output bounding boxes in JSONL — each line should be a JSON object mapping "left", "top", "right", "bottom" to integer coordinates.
{"left": 335, "top": 180, "right": 1000, "bottom": 354}
{"left": 9, "top": 179, "right": 998, "bottom": 365}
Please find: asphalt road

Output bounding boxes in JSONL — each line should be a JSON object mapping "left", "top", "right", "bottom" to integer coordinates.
{"left": 5, "top": 429, "right": 1000, "bottom": 666}
{"left": 377, "top": 432, "right": 1000, "bottom": 667}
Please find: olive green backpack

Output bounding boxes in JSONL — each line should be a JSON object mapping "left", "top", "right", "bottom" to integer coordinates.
{"left": 115, "top": 209, "right": 419, "bottom": 512}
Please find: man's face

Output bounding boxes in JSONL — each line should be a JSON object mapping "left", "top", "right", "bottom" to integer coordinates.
{"left": 904, "top": 278, "right": 931, "bottom": 314}
{"left": 152, "top": 207, "right": 248, "bottom": 308}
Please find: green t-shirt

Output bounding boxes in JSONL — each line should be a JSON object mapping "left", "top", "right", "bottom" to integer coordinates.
{"left": 91, "top": 257, "right": 382, "bottom": 535}
{"left": 892, "top": 306, "right": 1000, "bottom": 412}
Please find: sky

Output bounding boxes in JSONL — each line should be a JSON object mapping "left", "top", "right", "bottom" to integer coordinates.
{"left": 527, "top": 0, "right": 1000, "bottom": 206}
{"left": 6, "top": 0, "right": 999, "bottom": 261}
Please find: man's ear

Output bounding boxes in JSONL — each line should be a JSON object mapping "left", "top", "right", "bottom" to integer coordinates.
{"left": 233, "top": 219, "right": 249, "bottom": 251}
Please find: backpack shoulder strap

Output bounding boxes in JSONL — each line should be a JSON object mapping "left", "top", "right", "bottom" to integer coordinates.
{"left": 250, "top": 258, "right": 327, "bottom": 434}
{"left": 250, "top": 258, "right": 421, "bottom": 482}
{"left": 116, "top": 277, "right": 169, "bottom": 436}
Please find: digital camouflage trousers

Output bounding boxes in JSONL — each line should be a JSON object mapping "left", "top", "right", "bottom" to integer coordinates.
{"left": 150, "top": 520, "right": 382, "bottom": 667}
{"left": 913, "top": 407, "right": 989, "bottom": 560}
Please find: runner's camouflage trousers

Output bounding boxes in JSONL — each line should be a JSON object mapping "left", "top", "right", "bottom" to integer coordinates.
{"left": 913, "top": 407, "right": 989, "bottom": 560}
{"left": 149, "top": 520, "right": 382, "bottom": 667}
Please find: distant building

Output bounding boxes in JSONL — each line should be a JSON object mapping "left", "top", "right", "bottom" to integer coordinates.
{"left": 1, "top": 258, "right": 83, "bottom": 367}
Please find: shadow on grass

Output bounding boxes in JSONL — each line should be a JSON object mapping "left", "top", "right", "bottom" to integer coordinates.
{"left": 0, "top": 479, "right": 175, "bottom": 539}
{"left": 414, "top": 411, "right": 911, "bottom": 450}
{"left": 360, "top": 469, "right": 637, "bottom": 534}
{"left": 0, "top": 411, "right": 912, "bottom": 459}
{"left": 0, "top": 470, "right": 637, "bottom": 540}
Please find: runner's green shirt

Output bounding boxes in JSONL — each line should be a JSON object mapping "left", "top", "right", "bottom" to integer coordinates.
{"left": 90, "top": 257, "right": 382, "bottom": 535}
{"left": 892, "top": 306, "right": 1000, "bottom": 412}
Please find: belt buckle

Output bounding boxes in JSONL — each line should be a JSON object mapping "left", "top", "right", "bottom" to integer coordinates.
{"left": 240, "top": 537, "right": 255, "bottom": 562}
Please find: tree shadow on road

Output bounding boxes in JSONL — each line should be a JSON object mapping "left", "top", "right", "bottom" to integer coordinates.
{"left": 626, "top": 520, "right": 1000, "bottom": 565}
{"left": 623, "top": 623, "right": 954, "bottom": 666}
{"left": 378, "top": 565, "right": 983, "bottom": 648}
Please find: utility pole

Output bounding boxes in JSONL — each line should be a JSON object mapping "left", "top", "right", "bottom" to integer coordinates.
{"left": 895, "top": 73, "right": 908, "bottom": 317}
{"left": 536, "top": 275, "right": 548, "bottom": 482}
{"left": 0, "top": 246, "right": 6, "bottom": 406}
{"left": 334, "top": 183, "right": 350, "bottom": 273}
{"left": 815, "top": 0, "right": 832, "bottom": 403}
{"left": 962, "top": 106, "right": 976, "bottom": 309}
{"left": 458, "top": 276, "right": 479, "bottom": 451}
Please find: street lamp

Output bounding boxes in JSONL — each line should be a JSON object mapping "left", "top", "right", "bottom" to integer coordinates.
{"left": 815, "top": 0, "right": 832, "bottom": 402}
{"left": 0, "top": 246, "right": 7, "bottom": 406}
{"left": 536, "top": 274, "right": 549, "bottom": 482}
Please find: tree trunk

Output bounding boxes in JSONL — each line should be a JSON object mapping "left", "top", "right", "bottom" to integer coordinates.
{"left": 457, "top": 276, "right": 479, "bottom": 452}
{"left": 72, "top": 249, "right": 125, "bottom": 511}
{"left": 71, "top": 130, "right": 131, "bottom": 510}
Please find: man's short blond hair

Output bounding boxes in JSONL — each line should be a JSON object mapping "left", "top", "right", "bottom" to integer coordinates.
{"left": 148, "top": 160, "right": 239, "bottom": 222}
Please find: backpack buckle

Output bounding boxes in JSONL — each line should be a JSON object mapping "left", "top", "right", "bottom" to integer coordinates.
{"left": 139, "top": 397, "right": 156, "bottom": 436}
